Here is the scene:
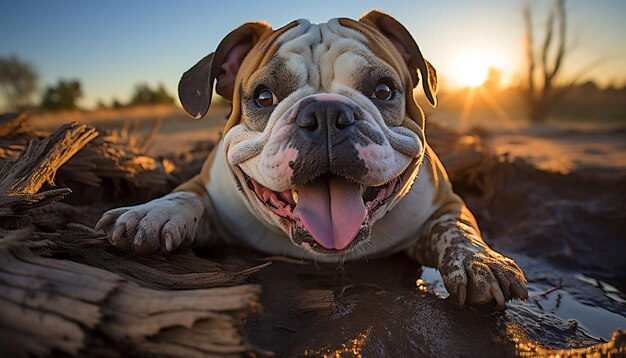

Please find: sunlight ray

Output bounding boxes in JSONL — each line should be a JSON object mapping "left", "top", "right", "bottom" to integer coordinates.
{"left": 459, "top": 87, "right": 477, "bottom": 129}
{"left": 477, "top": 87, "right": 521, "bottom": 132}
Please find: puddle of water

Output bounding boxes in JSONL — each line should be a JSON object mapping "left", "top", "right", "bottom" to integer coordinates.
{"left": 419, "top": 268, "right": 626, "bottom": 340}
{"left": 419, "top": 267, "right": 449, "bottom": 298}
{"left": 527, "top": 287, "right": 626, "bottom": 340}
{"left": 576, "top": 274, "right": 626, "bottom": 304}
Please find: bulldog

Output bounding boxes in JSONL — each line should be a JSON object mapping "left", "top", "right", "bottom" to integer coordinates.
{"left": 96, "top": 10, "right": 527, "bottom": 308}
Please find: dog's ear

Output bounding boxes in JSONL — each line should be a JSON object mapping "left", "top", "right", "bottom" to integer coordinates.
{"left": 178, "top": 22, "right": 272, "bottom": 119}
{"left": 359, "top": 10, "right": 437, "bottom": 107}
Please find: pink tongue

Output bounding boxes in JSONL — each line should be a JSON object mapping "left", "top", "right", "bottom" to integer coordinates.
{"left": 293, "top": 177, "right": 366, "bottom": 250}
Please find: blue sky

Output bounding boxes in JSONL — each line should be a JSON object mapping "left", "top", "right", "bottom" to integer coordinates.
{"left": 1, "top": 0, "right": 625, "bottom": 109}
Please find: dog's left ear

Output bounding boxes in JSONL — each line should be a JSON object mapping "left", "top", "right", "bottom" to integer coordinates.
{"left": 359, "top": 10, "right": 437, "bottom": 107}
{"left": 178, "top": 22, "right": 273, "bottom": 119}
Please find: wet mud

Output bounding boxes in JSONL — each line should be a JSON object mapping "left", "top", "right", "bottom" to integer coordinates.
{"left": 244, "top": 255, "right": 620, "bottom": 357}
{"left": 244, "top": 128, "right": 626, "bottom": 357}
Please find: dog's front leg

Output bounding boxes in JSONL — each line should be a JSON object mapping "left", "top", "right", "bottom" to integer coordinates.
{"left": 405, "top": 204, "right": 528, "bottom": 309}
{"left": 95, "top": 154, "right": 217, "bottom": 254}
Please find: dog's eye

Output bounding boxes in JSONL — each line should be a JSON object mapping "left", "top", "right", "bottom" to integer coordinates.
{"left": 256, "top": 89, "right": 278, "bottom": 107}
{"left": 372, "top": 83, "right": 394, "bottom": 100}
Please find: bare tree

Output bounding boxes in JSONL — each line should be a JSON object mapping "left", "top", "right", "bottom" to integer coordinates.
{"left": 523, "top": 0, "right": 572, "bottom": 123}
{"left": 0, "top": 55, "right": 38, "bottom": 112}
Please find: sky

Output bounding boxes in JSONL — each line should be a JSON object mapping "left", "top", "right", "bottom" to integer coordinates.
{"left": 1, "top": 0, "right": 625, "bottom": 109}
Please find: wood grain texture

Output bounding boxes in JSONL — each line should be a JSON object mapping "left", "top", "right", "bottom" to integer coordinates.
{"left": 0, "top": 114, "right": 263, "bottom": 357}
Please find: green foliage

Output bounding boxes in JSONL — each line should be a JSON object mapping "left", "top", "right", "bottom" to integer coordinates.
{"left": 129, "top": 83, "right": 174, "bottom": 106}
{"left": 0, "top": 55, "right": 38, "bottom": 111}
{"left": 40, "top": 80, "right": 82, "bottom": 111}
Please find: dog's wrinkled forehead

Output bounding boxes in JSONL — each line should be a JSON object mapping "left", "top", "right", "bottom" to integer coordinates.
{"left": 274, "top": 19, "right": 374, "bottom": 87}
{"left": 244, "top": 18, "right": 407, "bottom": 95}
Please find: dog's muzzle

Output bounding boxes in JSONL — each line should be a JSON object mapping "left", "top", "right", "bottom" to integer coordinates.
{"left": 241, "top": 98, "right": 413, "bottom": 253}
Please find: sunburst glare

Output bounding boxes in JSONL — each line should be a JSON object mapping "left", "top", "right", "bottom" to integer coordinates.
{"left": 449, "top": 49, "right": 505, "bottom": 88}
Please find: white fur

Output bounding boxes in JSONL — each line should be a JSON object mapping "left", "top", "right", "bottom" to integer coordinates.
{"left": 97, "top": 192, "right": 204, "bottom": 253}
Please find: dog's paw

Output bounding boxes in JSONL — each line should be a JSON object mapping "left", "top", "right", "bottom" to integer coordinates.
{"left": 95, "top": 192, "right": 204, "bottom": 254}
{"left": 439, "top": 246, "right": 528, "bottom": 309}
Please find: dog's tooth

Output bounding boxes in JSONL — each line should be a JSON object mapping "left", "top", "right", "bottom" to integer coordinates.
{"left": 291, "top": 188, "right": 299, "bottom": 204}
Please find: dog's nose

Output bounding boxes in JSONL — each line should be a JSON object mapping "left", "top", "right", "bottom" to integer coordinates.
{"left": 296, "top": 101, "right": 355, "bottom": 138}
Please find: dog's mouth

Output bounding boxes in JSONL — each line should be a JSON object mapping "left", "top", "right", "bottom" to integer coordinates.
{"left": 244, "top": 172, "right": 402, "bottom": 254}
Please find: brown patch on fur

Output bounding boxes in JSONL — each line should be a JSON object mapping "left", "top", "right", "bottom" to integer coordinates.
{"left": 338, "top": 18, "right": 427, "bottom": 129}
{"left": 225, "top": 20, "right": 300, "bottom": 133}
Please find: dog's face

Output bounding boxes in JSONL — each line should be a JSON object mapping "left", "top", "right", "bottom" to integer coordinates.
{"left": 179, "top": 11, "right": 437, "bottom": 258}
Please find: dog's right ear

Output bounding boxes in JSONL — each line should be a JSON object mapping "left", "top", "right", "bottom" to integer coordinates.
{"left": 178, "top": 22, "right": 272, "bottom": 119}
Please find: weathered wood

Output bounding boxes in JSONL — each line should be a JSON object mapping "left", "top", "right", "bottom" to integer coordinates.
{"left": 0, "top": 122, "right": 98, "bottom": 222}
{"left": 0, "top": 114, "right": 263, "bottom": 357}
{"left": 0, "top": 282, "right": 103, "bottom": 327}
{"left": 0, "top": 122, "right": 98, "bottom": 194}
{"left": 56, "top": 118, "right": 174, "bottom": 191}
{"left": 0, "top": 112, "right": 29, "bottom": 136}
{"left": 0, "top": 227, "right": 263, "bottom": 357}
{"left": 0, "top": 188, "right": 72, "bottom": 211}
{"left": 0, "top": 113, "right": 175, "bottom": 204}
{"left": 294, "top": 290, "right": 336, "bottom": 312}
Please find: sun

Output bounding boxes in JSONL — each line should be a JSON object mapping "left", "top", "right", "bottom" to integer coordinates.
{"left": 449, "top": 49, "right": 501, "bottom": 88}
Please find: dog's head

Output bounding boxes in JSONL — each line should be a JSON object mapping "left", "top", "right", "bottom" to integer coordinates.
{"left": 179, "top": 10, "right": 437, "bottom": 258}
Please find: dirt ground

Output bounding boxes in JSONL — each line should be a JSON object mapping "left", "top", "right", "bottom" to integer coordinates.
{"left": 487, "top": 126, "right": 626, "bottom": 173}
{"left": 27, "top": 106, "right": 626, "bottom": 356}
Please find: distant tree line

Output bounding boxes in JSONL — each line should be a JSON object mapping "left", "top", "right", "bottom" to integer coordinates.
{"left": 0, "top": 55, "right": 175, "bottom": 112}
{"left": 97, "top": 83, "right": 176, "bottom": 109}
{"left": 40, "top": 80, "right": 82, "bottom": 111}
{"left": 0, "top": 55, "right": 38, "bottom": 111}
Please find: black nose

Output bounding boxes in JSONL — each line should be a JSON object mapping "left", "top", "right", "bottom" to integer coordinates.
{"left": 289, "top": 101, "right": 367, "bottom": 185}
{"left": 295, "top": 101, "right": 355, "bottom": 142}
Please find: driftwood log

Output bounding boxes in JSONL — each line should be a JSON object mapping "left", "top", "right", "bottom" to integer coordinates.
{"left": 0, "top": 228, "right": 263, "bottom": 357}
{"left": 0, "top": 118, "right": 96, "bottom": 222}
{"left": 0, "top": 113, "right": 264, "bottom": 357}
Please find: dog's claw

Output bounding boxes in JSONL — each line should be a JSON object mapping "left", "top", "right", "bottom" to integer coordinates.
{"left": 491, "top": 282, "right": 506, "bottom": 309}
{"left": 511, "top": 281, "right": 525, "bottom": 299}
{"left": 95, "top": 208, "right": 126, "bottom": 232}
{"left": 111, "top": 224, "right": 125, "bottom": 245}
{"left": 134, "top": 229, "right": 146, "bottom": 247}
{"left": 520, "top": 280, "right": 529, "bottom": 299}
{"left": 164, "top": 233, "right": 173, "bottom": 252}
{"left": 95, "top": 215, "right": 112, "bottom": 232}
